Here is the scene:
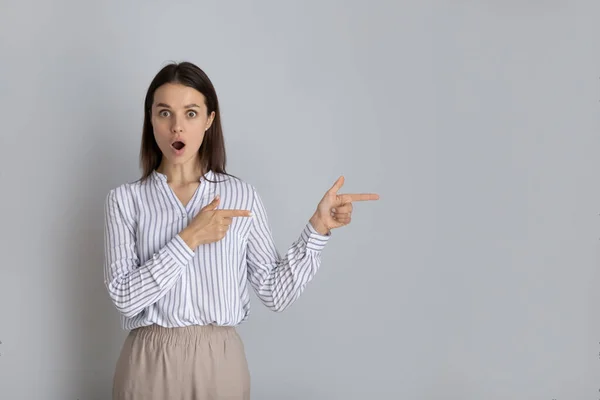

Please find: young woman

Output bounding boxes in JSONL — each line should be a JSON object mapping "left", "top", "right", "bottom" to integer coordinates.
{"left": 103, "top": 61, "right": 379, "bottom": 399}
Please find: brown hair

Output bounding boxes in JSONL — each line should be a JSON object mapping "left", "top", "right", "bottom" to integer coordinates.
{"left": 139, "top": 61, "right": 231, "bottom": 182}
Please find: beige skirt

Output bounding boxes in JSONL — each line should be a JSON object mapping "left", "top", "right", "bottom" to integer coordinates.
{"left": 112, "top": 324, "right": 251, "bottom": 399}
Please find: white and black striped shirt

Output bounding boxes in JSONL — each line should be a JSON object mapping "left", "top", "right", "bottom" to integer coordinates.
{"left": 103, "top": 169, "right": 330, "bottom": 330}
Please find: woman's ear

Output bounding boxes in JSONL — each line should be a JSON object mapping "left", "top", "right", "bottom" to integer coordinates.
{"left": 206, "top": 111, "right": 215, "bottom": 131}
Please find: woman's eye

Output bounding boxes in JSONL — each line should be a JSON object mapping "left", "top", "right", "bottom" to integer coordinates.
{"left": 159, "top": 110, "right": 170, "bottom": 117}
{"left": 187, "top": 111, "right": 197, "bottom": 118}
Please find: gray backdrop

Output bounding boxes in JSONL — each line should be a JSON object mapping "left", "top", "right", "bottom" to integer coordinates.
{"left": 1, "top": 0, "right": 599, "bottom": 399}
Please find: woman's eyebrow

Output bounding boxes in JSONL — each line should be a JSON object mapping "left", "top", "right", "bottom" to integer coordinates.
{"left": 155, "top": 103, "right": 201, "bottom": 109}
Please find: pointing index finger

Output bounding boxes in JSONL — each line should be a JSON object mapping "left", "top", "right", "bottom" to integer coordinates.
{"left": 217, "top": 209, "right": 253, "bottom": 217}
{"left": 341, "top": 193, "right": 380, "bottom": 203}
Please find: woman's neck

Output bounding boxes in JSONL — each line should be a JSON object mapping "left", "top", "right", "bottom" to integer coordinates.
{"left": 157, "top": 160, "right": 204, "bottom": 185}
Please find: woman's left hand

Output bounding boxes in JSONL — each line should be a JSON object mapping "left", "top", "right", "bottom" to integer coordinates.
{"left": 309, "top": 176, "right": 379, "bottom": 235}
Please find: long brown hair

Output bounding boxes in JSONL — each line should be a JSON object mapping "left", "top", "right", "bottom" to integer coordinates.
{"left": 139, "top": 61, "right": 231, "bottom": 182}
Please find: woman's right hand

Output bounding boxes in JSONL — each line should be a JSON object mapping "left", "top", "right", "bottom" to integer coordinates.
{"left": 179, "top": 195, "right": 252, "bottom": 249}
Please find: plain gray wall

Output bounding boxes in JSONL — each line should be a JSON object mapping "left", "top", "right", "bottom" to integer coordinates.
{"left": 1, "top": 0, "right": 600, "bottom": 399}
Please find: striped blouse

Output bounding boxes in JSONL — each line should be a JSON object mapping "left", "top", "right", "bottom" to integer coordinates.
{"left": 103, "top": 169, "right": 331, "bottom": 330}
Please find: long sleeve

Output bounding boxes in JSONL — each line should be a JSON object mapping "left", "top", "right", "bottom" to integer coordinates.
{"left": 103, "top": 189, "right": 195, "bottom": 318}
{"left": 246, "top": 188, "right": 331, "bottom": 312}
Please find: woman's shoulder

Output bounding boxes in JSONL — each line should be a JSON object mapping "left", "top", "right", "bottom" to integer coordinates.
{"left": 211, "top": 171, "right": 258, "bottom": 193}
{"left": 105, "top": 176, "right": 149, "bottom": 206}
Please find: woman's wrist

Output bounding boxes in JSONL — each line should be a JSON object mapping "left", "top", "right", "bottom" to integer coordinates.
{"left": 179, "top": 228, "right": 197, "bottom": 249}
{"left": 309, "top": 213, "right": 330, "bottom": 236}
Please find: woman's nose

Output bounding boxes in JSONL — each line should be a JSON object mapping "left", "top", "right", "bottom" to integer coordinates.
{"left": 171, "top": 120, "right": 183, "bottom": 133}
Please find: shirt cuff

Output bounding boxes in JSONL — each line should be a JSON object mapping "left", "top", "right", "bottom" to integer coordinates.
{"left": 304, "top": 222, "right": 331, "bottom": 252}
{"left": 165, "top": 234, "right": 196, "bottom": 266}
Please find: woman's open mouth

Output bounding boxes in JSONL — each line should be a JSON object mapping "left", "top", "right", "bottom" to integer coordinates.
{"left": 171, "top": 141, "right": 186, "bottom": 151}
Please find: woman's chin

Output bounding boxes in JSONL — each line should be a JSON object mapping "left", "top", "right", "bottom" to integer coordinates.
{"left": 163, "top": 151, "right": 198, "bottom": 166}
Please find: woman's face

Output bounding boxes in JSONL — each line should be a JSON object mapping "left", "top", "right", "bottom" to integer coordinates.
{"left": 151, "top": 83, "right": 215, "bottom": 166}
